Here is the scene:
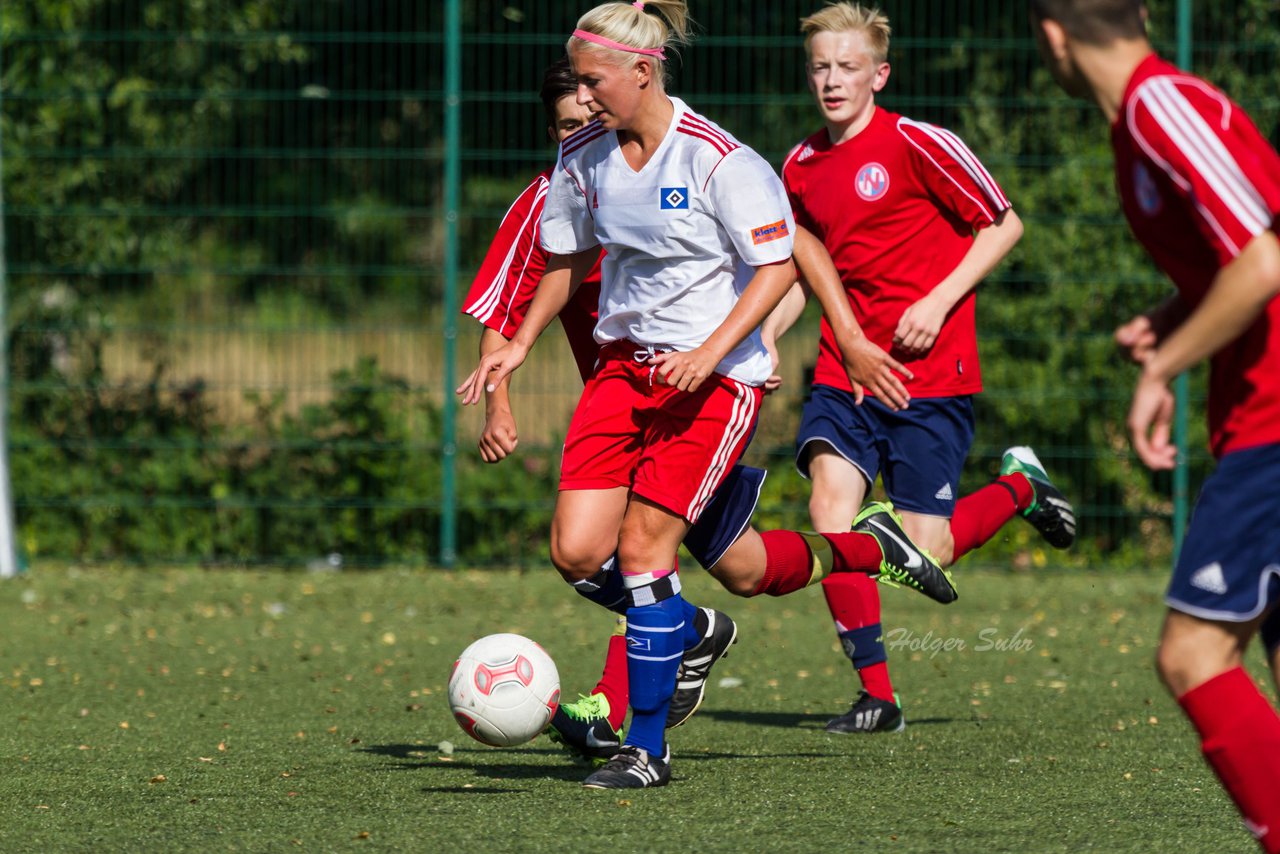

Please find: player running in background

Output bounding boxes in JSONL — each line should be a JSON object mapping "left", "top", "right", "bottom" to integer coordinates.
{"left": 1031, "top": 1, "right": 1280, "bottom": 850}
{"left": 460, "top": 57, "right": 632, "bottom": 760}
{"left": 459, "top": 0, "right": 957, "bottom": 789}
{"left": 766, "top": 2, "right": 1076, "bottom": 734}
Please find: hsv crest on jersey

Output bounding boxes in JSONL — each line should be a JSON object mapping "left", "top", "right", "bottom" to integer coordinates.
{"left": 660, "top": 187, "right": 689, "bottom": 210}
{"left": 1133, "top": 162, "right": 1162, "bottom": 216}
{"left": 750, "top": 219, "right": 790, "bottom": 245}
{"left": 856, "top": 162, "right": 891, "bottom": 201}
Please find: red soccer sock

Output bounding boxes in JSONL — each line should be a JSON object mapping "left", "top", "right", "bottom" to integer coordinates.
{"left": 858, "top": 662, "right": 895, "bottom": 702}
{"left": 1177, "top": 667, "right": 1280, "bottom": 853}
{"left": 752, "top": 530, "right": 883, "bottom": 597}
{"left": 590, "top": 622, "right": 630, "bottom": 731}
{"left": 949, "top": 476, "right": 1031, "bottom": 561}
{"left": 822, "top": 530, "right": 885, "bottom": 573}
{"left": 822, "top": 571, "right": 883, "bottom": 630}
{"left": 753, "top": 530, "right": 819, "bottom": 596}
{"left": 823, "top": 573, "right": 893, "bottom": 701}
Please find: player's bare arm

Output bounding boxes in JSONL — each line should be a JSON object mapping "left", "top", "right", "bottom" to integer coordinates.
{"left": 477, "top": 328, "right": 519, "bottom": 463}
{"left": 894, "top": 207, "right": 1024, "bottom": 356}
{"left": 760, "top": 281, "right": 808, "bottom": 392}
{"left": 457, "top": 247, "right": 599, "bottom": 405}
{"left": 1129, "top": 230, "right": 1280, "bottom": 469}
{"left": 651, "top": 258, "right": 797, "bottom": 392}
{"left": 791, "top": 225, "right": 913, "bottom": 409}
{"left": 1114, "top": 293, "right": 1189, "bottom": 365}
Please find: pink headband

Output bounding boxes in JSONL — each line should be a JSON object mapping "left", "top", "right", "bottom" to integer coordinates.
{"left": 572, "top": 28, "right": 668, "bottom": 60}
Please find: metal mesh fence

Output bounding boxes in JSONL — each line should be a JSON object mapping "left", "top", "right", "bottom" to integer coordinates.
{"left": 2, "top": 0, "right": 1277, "bottom": 568}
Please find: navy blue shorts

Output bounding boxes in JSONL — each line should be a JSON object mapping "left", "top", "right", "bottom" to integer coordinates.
{"left": 795, "top": 385, "right": 975, "bottom": 518}
{"left": 1167, "top": 442, "right": 1280, "bottom": 622}
{"left": 682, "top": 464, "right": 766, "bottom": 569}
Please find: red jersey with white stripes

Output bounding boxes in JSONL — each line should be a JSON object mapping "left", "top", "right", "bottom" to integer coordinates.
{"left": 461, "top": 170, "right": 603, "bottom": 382}
{"left": 782, "top": 106, "right": 1011, "bottom": 397}
{"left": 1114, "top": 54, "right": 1280, "bottom": 456}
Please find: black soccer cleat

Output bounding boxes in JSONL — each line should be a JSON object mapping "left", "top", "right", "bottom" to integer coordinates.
{"left": 547, "top": 693, "right": 623, "bottom": 766}
{"left": 825, "top": 691, "right": 905, "bottom": 734}
{"left": 582, "top": 745, "right": 671, "bottom": 789}
{"left": 853, "top": 502, "right": 958, "bottom": 604}
{"left": 1001, "top": 446, "right": 1076, "bottom": 550}
{"left": 666, "top": 608, "right": 738, "bottom": 728}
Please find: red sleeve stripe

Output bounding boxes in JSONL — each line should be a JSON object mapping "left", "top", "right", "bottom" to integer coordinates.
{"left": 679, "top": 125, "right": 734, "bottom": 157}
{"left": 900, "top": 118, "right": 1010, "bottom": 212}
{"left": 463, "top": 179, "right": 548, "bottom": 326}
{"left": 560, "top": 121, "right": 609, "bottom": 158}
{"left": 1133, "top": 77, "right": 1271, "bottom": 249}
{"left": 897, "top": 120, "right": 999, "bottom": 222}
{"left": 679, "top": 114, "right": 738, "bottom": 152}
{"left": 678, "top": 118, "right": 738, "bottom": 156}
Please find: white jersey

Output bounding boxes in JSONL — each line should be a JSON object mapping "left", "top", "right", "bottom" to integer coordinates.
{"left": 541, "top": 97, "right": 795, "bottom": 385}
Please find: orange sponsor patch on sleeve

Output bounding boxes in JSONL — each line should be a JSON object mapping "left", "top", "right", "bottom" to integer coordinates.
{"left": 750, "top": 219, "right": 790, "bottom": 246}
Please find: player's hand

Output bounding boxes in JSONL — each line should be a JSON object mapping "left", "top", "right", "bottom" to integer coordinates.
{"left": 840, "top": 336, "right": 913, "bottom": 410}
{"left": 1128, "top": 369, "right": 1177, "bottom": 470}
{"left": 893, "top": 296, "right": 947, "bottom": 358}
{"left": 478, "top": 407, "right": 518, "bottom": 463}
{"left": 650, "top": 347, "right": 718, "bottom": 392}
{"left": 763, "top": 335, "right": 783, "bottom": 394}
{"left": 456, "top": 340, "right": 530, "bottom": 406}
{"left": 1114, "top": 314, "right": 1159, "bottom": 365}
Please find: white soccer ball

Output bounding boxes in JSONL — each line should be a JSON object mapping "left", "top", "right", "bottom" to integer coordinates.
{"left": 448, "top": 633, "right": 560, "bottom": 747}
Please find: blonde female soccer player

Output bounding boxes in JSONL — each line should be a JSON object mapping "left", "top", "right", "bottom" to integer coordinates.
{"left": 459, "top": 0, "right": 955, "bottom": 789}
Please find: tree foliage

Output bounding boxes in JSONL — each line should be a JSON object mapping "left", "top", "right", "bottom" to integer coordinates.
{"left": 3, "top": 1, "right": 1279, "bottom": 565}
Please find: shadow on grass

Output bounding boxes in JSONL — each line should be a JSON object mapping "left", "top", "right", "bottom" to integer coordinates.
{"left": 696, "top": 710, "right": 957, "bottom": 728}
{"left": 357, "top": 743, "right": 587, "bottom": 784}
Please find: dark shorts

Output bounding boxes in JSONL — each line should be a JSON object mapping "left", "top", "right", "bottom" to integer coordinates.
{"left": 1167, "top": 442, "right": 1280, "bottom": 623}
{"left": 795, "top": 384, "right": 975, "bottom": 518}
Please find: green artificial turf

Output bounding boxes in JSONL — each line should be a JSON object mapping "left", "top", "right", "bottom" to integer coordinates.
{"left": 0, "top": 566, "right": 1264, "bottom": 852}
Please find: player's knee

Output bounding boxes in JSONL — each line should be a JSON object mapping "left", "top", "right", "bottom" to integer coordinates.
{"left": 549, "top": 535, "right": 611, "bottom": 583}
{"left": 1154, "top": 639, "right": 1191, "bottom": 695}
{"left": 706, "top": 560, "right": 759, "bottom": 597}
{"left": 808, "top": 491, "right": 856, "bottom": 532}
{"left": 1154, "top": 626, "right": 1237, "bottom": 696}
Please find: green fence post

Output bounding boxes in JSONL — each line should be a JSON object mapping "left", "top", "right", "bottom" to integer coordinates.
{"left": 1171, "top": 0, "right": 1192, "bottom": 563}
{"left": 440, "top": 0, "right": 462, "bottom": 567}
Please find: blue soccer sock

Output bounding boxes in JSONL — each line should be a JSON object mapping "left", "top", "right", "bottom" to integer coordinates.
{"left": 839, "top": 623, "right": 893, "bottom": 701}
{"left": 623, "top": 593, "right": 688, "bottom": 755}
{"left": 569, "top": 557, "right": 629, "bottom": 614}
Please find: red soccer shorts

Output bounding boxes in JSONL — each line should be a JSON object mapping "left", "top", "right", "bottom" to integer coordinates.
{"left": 560, "top": 340, "right": 762, "bottom": 524}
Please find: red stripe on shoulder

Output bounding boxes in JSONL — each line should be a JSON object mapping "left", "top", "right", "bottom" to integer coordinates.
{"left": 561, "top": 122, "right": 609, "bottom": 158}
{"left": 678, "top": 117, "right": 738, "bottom": 155}
{"left": 678, "top": 126, "right": 732, "bottom": 156}
{"left": 680, "top": 114, "right": 738, "bottom": 152}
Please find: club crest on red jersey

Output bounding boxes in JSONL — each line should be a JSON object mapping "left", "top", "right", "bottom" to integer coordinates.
{"left": 856, "top": 162, "right": 890, "bottom": 201}
{"left": 1133, "top": 162, "right": 1162, "bottom": 216}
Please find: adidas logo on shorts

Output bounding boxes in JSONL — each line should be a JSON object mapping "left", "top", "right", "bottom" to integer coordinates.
{"left": 1189, "top": 562, "right": 1228, "bottom": 595}
{"left": 934, "top": 483, "right": 954, "bottom": 501}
